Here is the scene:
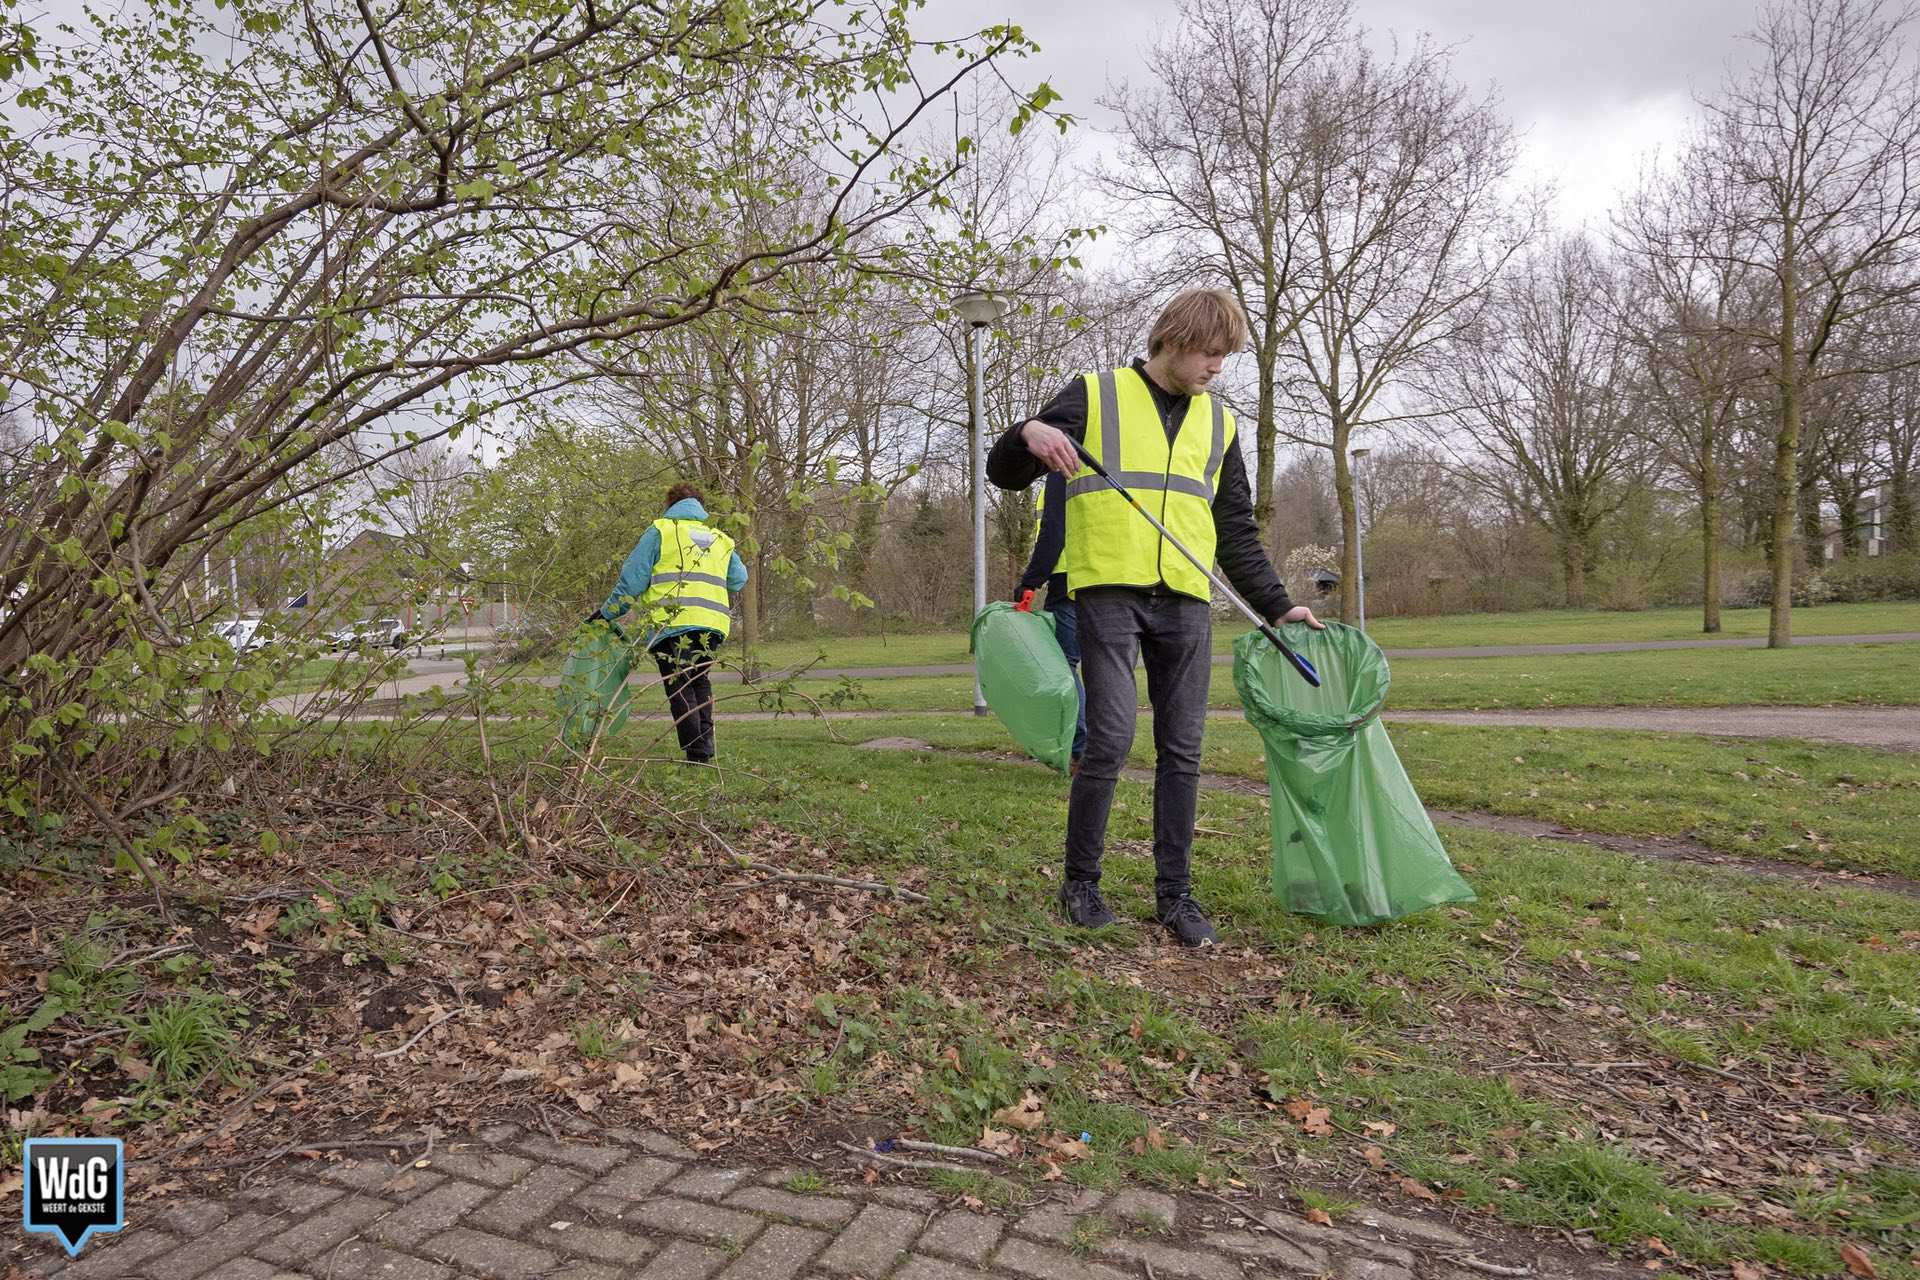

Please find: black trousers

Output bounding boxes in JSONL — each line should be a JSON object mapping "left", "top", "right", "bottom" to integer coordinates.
{"left": 651, "top": 630, "right": 721, "bottom": 761}
{"left": 1065, "top": 587, "right": 1213, "bottom": 901}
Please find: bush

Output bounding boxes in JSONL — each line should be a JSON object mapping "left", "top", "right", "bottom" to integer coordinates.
{"left": 1791, "top": 572, "right": 1835, "bottom": 607}
{"left": 1818, "top": 552, "right": 1920, "bottom": 602}
{"left": 1719, "top": 566, "right": 1773, "bottom": 609}
{"left": 1589, "top": 560, "right": 1655, "bottom": 612}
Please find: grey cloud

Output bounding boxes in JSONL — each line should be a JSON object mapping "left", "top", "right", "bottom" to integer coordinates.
{"left": 1359, "top": 0, "right": 1762, "bottom": 113}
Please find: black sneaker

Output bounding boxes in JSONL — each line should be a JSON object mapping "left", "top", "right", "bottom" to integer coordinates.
{"left": 1058, "top": 879, "right": 1117, "bottom": 928}
{"left": 1156, "top": 894, "right": 1218, "bottom": 948}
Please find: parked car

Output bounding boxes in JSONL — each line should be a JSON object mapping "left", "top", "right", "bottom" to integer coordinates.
{"left": 213, "top": 617, "right": 267, "bottom": 652}
{"left": 331, "top": 618, "right": 409, "bottom": 651}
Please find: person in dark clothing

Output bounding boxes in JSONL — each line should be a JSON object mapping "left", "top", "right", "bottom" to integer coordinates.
{"left": 987, "top": 288, "right": 1324, "bottom": 947}
{"left": 1016, "top": 469, "right": 1087, "bottom": 768}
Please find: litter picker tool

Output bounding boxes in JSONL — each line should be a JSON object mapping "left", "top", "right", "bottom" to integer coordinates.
{"left": 1069, "top": 437, "right": 1320, "bottom": 687}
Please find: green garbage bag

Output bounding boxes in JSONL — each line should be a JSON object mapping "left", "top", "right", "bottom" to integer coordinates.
{"left": 1233, "top": 623, "right": 1475, "bottom": 925}
{"left": 970, "top": 601, "right": 1079, "bottom": 775}
{"left": 557, "top": 618, "right": 635, "bottom": 748}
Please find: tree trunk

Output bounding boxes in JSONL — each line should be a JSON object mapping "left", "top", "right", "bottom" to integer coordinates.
{"left": 1798, "top": 463, "right": 1823, "bottom": 549}
{"left": 1254, "top": 333, "right": 1279, "bottom": 530}
{"left": 1889, "top": 468, "right": 1914, "bottom": 553}
{"left": 1837, "top": 487, "right": 1861, "bottom": 558}
{"left": 734, "top": 442, "right": 760, "bottom": 667}
{"left": 1331, "top": 424, "right": 1356, "bottom": 624}
{"left": 848, "top": 446, "right": 878, "bottom": 591}
{"left": 1562, "top": 537, "right": 1587, "bottom": 608}
{"left": 1701, "top": 482, "right": 1722, "bottom": 633}
{"left": 1768, "top": 289, "right": 1798, "bottom": 648}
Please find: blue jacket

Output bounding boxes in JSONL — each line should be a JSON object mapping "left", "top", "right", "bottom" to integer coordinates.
{"left": 602, "top": 498, "right": 749, "bottom": 648}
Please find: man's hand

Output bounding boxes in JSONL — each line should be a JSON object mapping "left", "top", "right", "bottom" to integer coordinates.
{"left": 1021, "top": 420, "right": 1081, "bottom": 477}
{"left": 1277, "top": 605, "right": 1326, "bottom": 630}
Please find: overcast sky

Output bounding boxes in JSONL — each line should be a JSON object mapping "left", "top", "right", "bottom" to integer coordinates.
{"left": 916, "top": 0, "right": 1765, "bottom": 233}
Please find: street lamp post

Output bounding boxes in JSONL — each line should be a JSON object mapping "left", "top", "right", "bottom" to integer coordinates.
{"left": 1350, "top": 447, "right": 1371, "bottom": 632}
{"left": 954, "top": 290, "right": 1009, "bottom": 716}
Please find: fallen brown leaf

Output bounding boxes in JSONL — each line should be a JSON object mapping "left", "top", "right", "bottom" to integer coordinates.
{"left": 1304, "top": 1208, "right": 1333, "bottom": 1226}
{"left": 1397, "top": 1176, "right": 1439, "bottom": 1202}
{"left": 1839, "top": 1243, "right": 1876, "bottom": 1278}
{"left": 978, "top": 1127, "right": 1021, "bottom": 1157}
{"left": 1363, "top": 1145, "right": 1388, "bottom": 1171}
{"left": 1283, "top": 1099, "right": 1333, "bottom": 1136}
{"left": 992, "top": 1091, "right": 1047, "bottom": 1132}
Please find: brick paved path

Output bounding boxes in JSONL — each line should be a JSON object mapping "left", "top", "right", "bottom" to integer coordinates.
{"left": 17, "top": 1123, "right": 1572, "bottom": 1280}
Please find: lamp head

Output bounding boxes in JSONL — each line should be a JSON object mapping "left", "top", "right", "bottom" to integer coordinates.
{"left": 953, "top": 291, "right": 1008, "bottom": 327}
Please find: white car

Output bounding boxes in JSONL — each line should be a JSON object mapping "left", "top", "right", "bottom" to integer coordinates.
{"left": 334, "top": 618, "right": 408, "bottom": 650}
{"left": 214, "top": 618, "right": 266, "bottom": 652}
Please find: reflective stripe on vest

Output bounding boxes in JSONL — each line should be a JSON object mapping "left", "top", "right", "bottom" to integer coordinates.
{"left": 641, "top": 517, "right": 735, "bottom": 638}
{"left": 1060, "top": 367, "right": 1233, "bottom": 600}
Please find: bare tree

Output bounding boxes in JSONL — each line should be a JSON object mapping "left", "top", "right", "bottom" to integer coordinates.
{"left": 1276, "top": 35, "right": 1535, "bottom": 623}
{"left": 1098, "top": 0, "right": 1352, "bottom": 527}
{"left": 1880, "top": 355, "right": 1920, "bottom": 551}
{"left": 1688, "top": 0, "right": 1920, "bottom": 644}
{"left": 1424, "top": 237, "right": 1649, "bottom": 606}
{"left": 1614, "top": 158, "right": 1769, "bottom": 631}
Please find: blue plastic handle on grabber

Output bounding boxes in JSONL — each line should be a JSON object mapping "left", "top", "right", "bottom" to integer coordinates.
{"left": 1064, "top": 438, "right": 1322, "bottom": 687}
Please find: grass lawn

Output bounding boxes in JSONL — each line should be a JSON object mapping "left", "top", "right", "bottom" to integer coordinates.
{"left": 637, "top": 719, "right": 1920, "bottom": 1277}
{"left": 729, "top": 639, "right": 1920, "bottom": 713}
{"left": 735, "top": 601, "right": 1920, "bottom": 670}
{"left": 491, "top": 601, "right": 1920, "bottom": 679}
{"left": 1361, "top": 600, "right": 1920, "bottom": 649}
{"left": 704, "top": 710, "right": 1920, "bottom": 883}
{"left": 271, "top": 653, "right": 401, "bottom": 695}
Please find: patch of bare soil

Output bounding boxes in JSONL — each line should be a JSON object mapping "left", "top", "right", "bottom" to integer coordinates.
{"left": 1418, "top": 972, "right": 1920, "bottom": 1219}
{"left": 1, "top": 785, "right": 953, "bottom": 1183}
{"left": 1426, "top": 807, "right": 1920, "bottom": 900}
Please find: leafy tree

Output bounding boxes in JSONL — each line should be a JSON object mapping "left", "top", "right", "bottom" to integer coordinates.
{"left": 451, "top": 424, "right": 671, "bottom": 636}
{"left": 0, "top": 0, "right": 1050, "bottom": 821}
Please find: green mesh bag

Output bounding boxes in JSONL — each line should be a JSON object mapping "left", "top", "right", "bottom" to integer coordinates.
{"left": 970, "top": 601, "right": 1079, "bottom": 775}
{"left": 1233, "top": 622, "right": 1475, "bottom": 925}
{"left": 557, "top": 618, "right": 635, "bottom": 749}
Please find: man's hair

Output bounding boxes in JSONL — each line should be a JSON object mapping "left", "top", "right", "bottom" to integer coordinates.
{"left": 1147, "top": 288, "right": 1249, "bottom": 357}
{"left": 665, "top": 481, "right": 705, "bottom": 506}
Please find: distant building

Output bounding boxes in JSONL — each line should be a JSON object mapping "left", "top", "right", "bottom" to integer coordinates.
{"left": 1823, "top": 487, "right": 1890, "bottom": 561}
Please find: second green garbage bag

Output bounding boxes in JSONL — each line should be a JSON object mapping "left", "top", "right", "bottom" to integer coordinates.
{"left": 1233, "top": 622, "right": 1475, "bottom": 926}
{"left": 971, "top": 601, "right": 1079, "bottom": 775}
{"left": 557, "top": 618, "right": 635, "bottom": 749}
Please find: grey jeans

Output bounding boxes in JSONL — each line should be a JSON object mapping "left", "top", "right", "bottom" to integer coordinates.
{"left": 1064, "top": 587, "right": 1212, "bottom": 900}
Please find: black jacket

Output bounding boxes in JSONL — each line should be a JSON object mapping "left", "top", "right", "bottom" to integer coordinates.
{"left": 987, "top": 358, "right": 1293, "bottom": 621}
{"left": 1017, "top": 470, "right": 1068, "bottom": 603}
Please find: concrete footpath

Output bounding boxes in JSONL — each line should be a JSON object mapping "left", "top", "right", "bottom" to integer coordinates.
{"left": 17, "top": 1122, "right": 1564, "bottom": 1280}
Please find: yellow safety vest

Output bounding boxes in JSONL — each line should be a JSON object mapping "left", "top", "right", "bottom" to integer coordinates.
{"left": 1030, "top": 485, "right": 1060, "bottom": 576}
{"left": 641, "top": 517, "right": 735, "bottom": 638}
{"left": 1062, "top": 367, "right": 1233, "bottom": 600}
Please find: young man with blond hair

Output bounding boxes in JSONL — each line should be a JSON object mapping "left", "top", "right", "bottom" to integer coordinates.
{"left": 987, "top": 288, "right": 1323, "bottom": 947}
